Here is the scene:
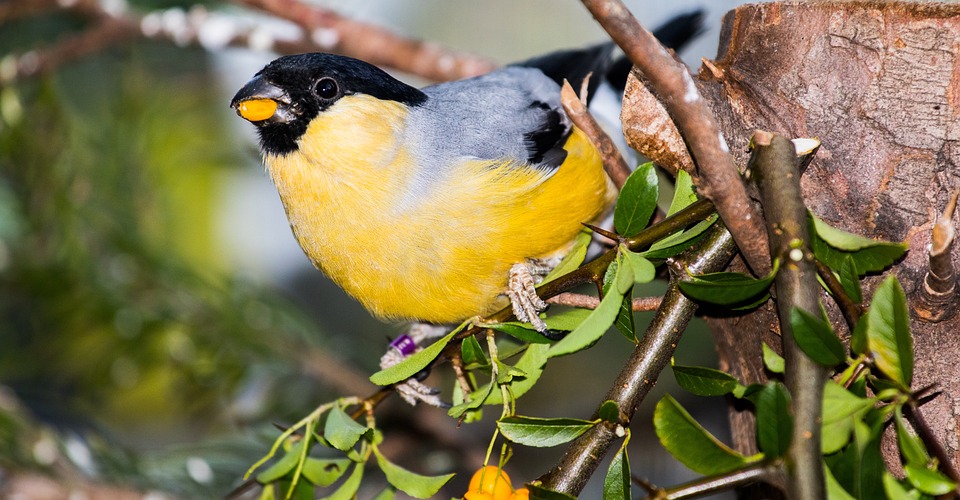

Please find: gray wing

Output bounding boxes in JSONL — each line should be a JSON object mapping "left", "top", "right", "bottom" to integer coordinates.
{"left": 410, "top": 66, "right": 572, "bottom": 172}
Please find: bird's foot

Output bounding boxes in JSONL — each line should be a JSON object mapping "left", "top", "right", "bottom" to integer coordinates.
{"left": 380, "top": 322, "right": 450, "bottom": 408}
{"left": 505, "top": 259, "right": 559, "bottom": 333}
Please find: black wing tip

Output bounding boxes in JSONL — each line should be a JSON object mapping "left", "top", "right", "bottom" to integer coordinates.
{"left": 652, "top": 9, "right": 707, "bottom": 53}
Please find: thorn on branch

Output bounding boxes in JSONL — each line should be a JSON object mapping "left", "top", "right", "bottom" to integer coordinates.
{"left": 913, "top": 190, "right": 958, "bottom": 322}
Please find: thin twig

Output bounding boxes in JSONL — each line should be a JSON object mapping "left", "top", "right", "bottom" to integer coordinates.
{"left": 905, "top": 400, "right": 960, "bottom": 491}
{"left": 580, "top": 0, "right": 771, "bottom": 275}
{"left": 548, "top": 292, "right": 662, "bottom": 312}
{"left": 643, "top": 461, "right": 784, "bottom": 500}
{"left": 814, "top": 258, "right": 861, "bottom": 331}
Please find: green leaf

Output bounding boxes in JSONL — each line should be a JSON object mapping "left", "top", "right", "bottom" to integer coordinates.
{"left": 611, "top": 249, "right": 635, "bottom": 295}
{"left": 733, "top": 382, "right": 765, "bottom": 401}
{"left": 277, "top": 477, "right": 314, "bottom": 500}
{"left": 612, "top": 292, "right": 636, "bottom": 343}
{"left": 598, "top": 400, "right": 620, "bottom": 424}
{"left": 809, "top": 213, "right": 907, "bottom": 274}
{"left": 487, "top": 323, "right": 553, "bottom": 344}
{"left": 654, "top": 395, "right": 757, "bottom": 475}
{"left": 895, "top": 407, "right": 929, "bottom": 467}
{"left": 527, "top": 484, "right": 577, "bottom": 500}
{"left": 369, "top": 327, "right": 460, "bottom": 385}
{"left": 497, "top": 415, "right": 596, "bottom": 447}
{"left": 755, "top": 382, "right": 792, "bottom": 458}
{"left": 485, "top": 343, "right": 549, "bottom": 405}
{"left": 612, "top": 249, "right": 658, "bottom": 341}
{"left": 672, "top": 365, "right": 740, "bottom": 396}
{"left": 825, "top": 421, "right": 885, "bottom": 499}
{"left": 762, "top": 343, "right": 785, "bottom": 374}
{"left": 257, "top": 441, "right": 305, "bottom": 484}
{"left": 461, "top": 336, "right": 487, "bottom": 367}
{"left": 372, "top": 445, "right": 454, "bottom": 499}
{"left": 541, "top": 308, "right": 594, "bottom": 331}
{"left": 665, "top": 168, "right": 697, "bottom": 216}
{"left": 301, "top": 458, "right": 351, "bottom": 487}
{"left": 615, "top": 162, "right": 658, "bottom": 237}
{"left": 678, "top": 259, "right": 779, "bottom": 306}
{"left": 821, "top": 381, "right": 874, "bottom": 455}
{"left": 448, "top": 374, "right": 495, "bottom": 418}
{"left": 824, "top": 464, "right": 856, "bottom": 500}
{"left": 642, "top": 216, "right": 717, "bottom": 259}
{"left": 864, "top": 275, "right": 913, "bottom": 386}
{"left": 790, "top": 307, "right": 845, "bottom": 366}
{"left": 323, "top": 405, "right": 368, "bottom": 452}
{"left": 602, "top": 443, "right": 631, "bottom": 500}
{"left": 490, "top": 310, "right": 594, "bottom": 346}
{"left": 850, "top": 313, "right": 868, "bottom": 356}
{"left": 904, "top": 463, "right": 957, "bottom": 495}
{"left": 548, "top": 283, "right": 623, "bottom": 358}
{"left": 541, "top": 229, "right": 592, "bottom": 285}
{"left": 622, "top": 249, "right": 656, "bottom": 284}
{"left": 837, "top": 254, "right": 863, "bottom": 303}
{"left": 371, "top": 487, "right": 396, "bottom": 500}
{"left": 496, "top": 359, "right": 527, "bottom": 384}
{"left": 883, "top": 472, "right": 920, "bottom": 500}
{"left": 319, "top": 462, "right": 363, "bottom": 500}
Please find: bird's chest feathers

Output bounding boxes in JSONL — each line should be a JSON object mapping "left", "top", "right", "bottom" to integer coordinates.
{"left": 263, "top": 96, "right": 421, "bottom": 273}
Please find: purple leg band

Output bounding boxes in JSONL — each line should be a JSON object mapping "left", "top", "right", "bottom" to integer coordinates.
{"left": 390, "top": 334, "right": 417, "bottom": 357}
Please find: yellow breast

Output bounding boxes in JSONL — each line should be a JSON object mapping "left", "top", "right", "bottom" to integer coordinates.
{"left": 265, "top": 94, "right": 612, "bottom": 323}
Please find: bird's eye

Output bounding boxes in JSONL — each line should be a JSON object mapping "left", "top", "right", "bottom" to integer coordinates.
{"left": 315, "top": 77, "right": 339, "bottom": 100}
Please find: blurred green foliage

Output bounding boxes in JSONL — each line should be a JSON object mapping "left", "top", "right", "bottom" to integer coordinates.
{"left": 0, "top": 13, "right": 339, "bottom": 497}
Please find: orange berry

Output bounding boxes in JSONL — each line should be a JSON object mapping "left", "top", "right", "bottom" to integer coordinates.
{"left": 511, "top": 488, "right": 530, "bottom": 500}
{"left": 236, "top": 98, "right": 277, "bottom": 122}
{"left": 463, "top": 492, "right": 495, "bottom": 500}
{"left": 467, "top": 465, "right": 513, "bottom": 499}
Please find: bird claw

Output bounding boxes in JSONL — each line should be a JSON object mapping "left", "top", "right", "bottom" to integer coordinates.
{"left": 506, "top": 260, "right": 558, "bottom": 333}
{"left": 379, "top": 323, "right": 450, "bottom": 408}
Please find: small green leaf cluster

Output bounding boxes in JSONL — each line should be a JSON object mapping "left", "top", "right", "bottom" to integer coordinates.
{"left": 247, "top": 400, "right": 453, "bottom": 499}
{"left": 665, "top": 216, "right": 955, "bottom": 498}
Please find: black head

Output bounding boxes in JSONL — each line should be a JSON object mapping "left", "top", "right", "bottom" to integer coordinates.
{"left": 230, "top": 53, "right": 427, "bottom": 155}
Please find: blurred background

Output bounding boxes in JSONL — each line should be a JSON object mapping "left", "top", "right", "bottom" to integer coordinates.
{"left": 0, "top": 0, "right": 744, "bottom": 497}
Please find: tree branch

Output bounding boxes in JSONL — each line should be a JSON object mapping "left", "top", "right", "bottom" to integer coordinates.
{"left": 231, "top": 0, "right": 496, "bottom": 81}
{"left": 580, "top": 0, "right": 771, "bottom": 275}
{"left": 750, "top": 130, "right": 826, "bottom": 500}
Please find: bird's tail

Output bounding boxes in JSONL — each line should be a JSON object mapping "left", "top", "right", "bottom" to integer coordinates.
{"left": 513, "top": 9, "right": 705, "bottom": 101}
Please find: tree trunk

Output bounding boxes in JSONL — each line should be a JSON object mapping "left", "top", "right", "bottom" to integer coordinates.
{"left": 623, "top": 0, "right": 960, "bottom": 463}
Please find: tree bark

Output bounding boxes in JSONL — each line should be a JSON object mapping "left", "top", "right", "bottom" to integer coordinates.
{"left": 623, "top": 0, "right": 960, "bottom": 463}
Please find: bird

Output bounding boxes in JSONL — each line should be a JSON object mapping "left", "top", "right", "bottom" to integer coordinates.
{"left": 230, "top": 13, "right": 704, "bottom": 336}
